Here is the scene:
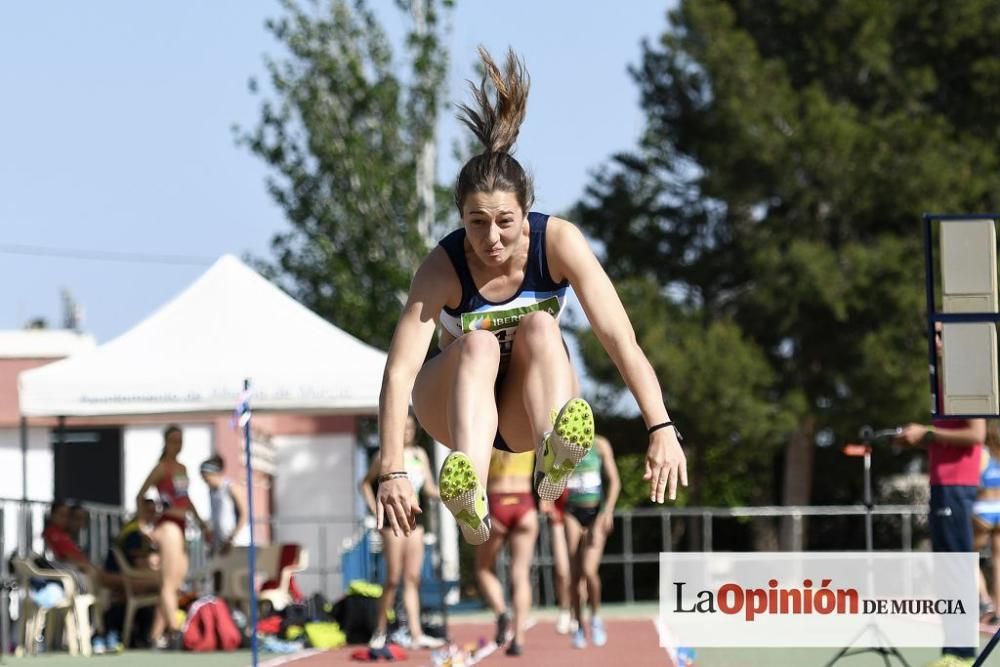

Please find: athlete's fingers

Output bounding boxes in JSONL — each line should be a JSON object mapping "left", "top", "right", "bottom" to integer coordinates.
{"left": 667, "top": 463, "right": 678, "bottom": 501}
{"left": 656, "top": 468, "right": 669, "bottom": 504}
{"left": 376, "top": 499, "right": 385, "bottom": 531}
{"left": 407, "top": 498, "right": 422, "bottom": 531}
{"left": 393, "top": 494, "right": 411, "bottom": 536}
{"left": 679, "top": 459, "right": 689, "bottom": 488}
{"left": 643, "top": 458, "right": 653, "bottom": 481}
{"left": 383, "top": 499, "right": 401, "bottom": 537}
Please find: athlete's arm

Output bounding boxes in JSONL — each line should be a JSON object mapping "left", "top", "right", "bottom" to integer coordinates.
{"left": 185, "top": 478, "right": 212, "bottom": 540}
{"left": 547, "top": 218, "right": 687, "bottom": 503}
{"left": 418, "top": 447, "right": 441, "bottom": 500}
{"left": 359, "top": 457, "right": 380, "bottom": 516}
{"left": 598, "top": 438, "right": 621, "bottom": 531}
{"left": 228, "top": 482, "right": 248, "bottom": 546}
{"left": 377, "top": 248, "right": 453, "bottom": 534}
{"left": 135, "top": 463, "right": 164, "bottom": 508}
{"left": 898, "top": 419, "right": 986, "bottom": 447}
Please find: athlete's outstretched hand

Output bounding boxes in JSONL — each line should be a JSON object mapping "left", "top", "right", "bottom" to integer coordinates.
{"left": 643, "top": 427, "right": 687, "bottom": 503}
{"left": 376, "top": 478, "right": 422, "bottom": 536}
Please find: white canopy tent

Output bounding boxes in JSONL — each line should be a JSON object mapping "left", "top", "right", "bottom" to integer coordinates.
{"left": 18, "top": 254, "right": 387, "bottom": 417}
{"left": 14, "top": 253, "right": 461, "bottom": 608}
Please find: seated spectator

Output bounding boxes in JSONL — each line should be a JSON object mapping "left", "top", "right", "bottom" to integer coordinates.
{"left": 68, "top": 502, "right": 90, "bottom": 555}
{"left": 102, "top": 498, "right": 161, "bottom": 650}
{"left": 43, "top": 500, "right": 127, "bottom": 594}
{"left": 43, "top": 499, "right": 99, "bottom": 587}
{"left": 105, "top": 498, "right": 159, "bottom": 573}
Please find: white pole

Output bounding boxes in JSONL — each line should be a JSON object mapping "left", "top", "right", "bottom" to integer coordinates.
{"left": 434, "top": 441, "right": 460, "bottom": 602}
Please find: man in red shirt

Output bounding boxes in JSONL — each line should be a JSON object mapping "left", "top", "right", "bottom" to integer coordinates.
{"left": 896, "top": 322, "right": 984, "bottom": 664}
{"left": 42, "top": 500, "right": 95, "bottom": 575}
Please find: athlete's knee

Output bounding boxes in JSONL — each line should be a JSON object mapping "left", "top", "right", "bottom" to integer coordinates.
{"left": 457, "top": 330, "right": 501, "bottom": 365}
{"left": 403, "top": 570, "right": 421, "bottom": 589}
{"left": 510, "top": 563, "right": 532, "bottom": 582}
{"left": 516, "top": 311, "right": 560, "bottom": 347}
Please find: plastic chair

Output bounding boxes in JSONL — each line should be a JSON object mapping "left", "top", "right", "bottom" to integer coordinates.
{"left": 258, "top": 545, "right": 309, "bottom": 613}
{"left": 11, "top": 556, "right": 95, "bottom": 656}
{"left": 110, "top": 547, "right": 160, "bottom": 648}
{"left": 201, "top": 545, "right": 277, "bottom": 615}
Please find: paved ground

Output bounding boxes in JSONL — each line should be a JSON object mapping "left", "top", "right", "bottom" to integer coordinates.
{"left": 2, "top": 607, "right": 995, "bottom": 666}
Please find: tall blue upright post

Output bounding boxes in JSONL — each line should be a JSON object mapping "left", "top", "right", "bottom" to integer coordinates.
{"left": 240, "top": 379, "right": 259, "bottom": 666}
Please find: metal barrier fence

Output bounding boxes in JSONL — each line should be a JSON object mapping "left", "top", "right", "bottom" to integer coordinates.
{"left": 0, "top": 498, "right": 362, "bottom": 601}
{"left": 0, "top": 497, "right": 128, "bottom": 564}
{"left": 521, "top": 504, "right": 931, "bottom": 606}
{"left": 0, "top": 499, "right": 928, "bottom": 606}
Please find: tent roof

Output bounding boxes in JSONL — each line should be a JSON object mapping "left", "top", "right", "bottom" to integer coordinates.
{"left": 19, "top": 255, "right": 387, "bottom": 417}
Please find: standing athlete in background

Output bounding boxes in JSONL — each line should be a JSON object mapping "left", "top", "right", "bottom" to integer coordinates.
{"left": 476, "top": 449, "right": 539, "bottom": 656}
{"left": 360, "top": 414, "right": 446, "bottom": 650}
{"left": 135, "top": 425, "right": 211, "bottom": 649}
{"left": 565, "top": 435, "right": 620, "bottom": 649}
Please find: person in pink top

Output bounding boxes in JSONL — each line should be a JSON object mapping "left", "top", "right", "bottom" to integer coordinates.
{"left": 895, "top": 322, "right": 984, "bottom": 663}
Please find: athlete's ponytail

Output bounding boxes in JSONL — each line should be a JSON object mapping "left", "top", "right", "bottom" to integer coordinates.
{"left": 454, "top": 47, "right": 534, "bottom": 213}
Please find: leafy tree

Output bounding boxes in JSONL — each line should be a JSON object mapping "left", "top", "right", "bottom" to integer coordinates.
{"left": 575, "top": 0, "right": 1000, "bottom": 537}
{"left": 578, "top": 277, "right": 795, "bottom": 509}
{"left": 239, "top": 0, "right": 451, "bottom": 349}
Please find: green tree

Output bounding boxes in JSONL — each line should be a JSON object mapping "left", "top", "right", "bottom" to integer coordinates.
{"left": 239, "top": 0, "right": 451, "bottom": 349}
{"left": 575, "top": 0, "right": 1000, "bottom": 539}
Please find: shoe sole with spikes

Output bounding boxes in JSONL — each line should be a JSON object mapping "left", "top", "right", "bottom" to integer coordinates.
{"left": 534, "top": 398, "right": 595, "bottom": 502}
{"left": 440, "top": 451, "right": 491, "bottom": 545}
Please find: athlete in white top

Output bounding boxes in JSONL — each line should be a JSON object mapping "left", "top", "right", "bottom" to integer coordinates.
{"left": 200, "top": 456, "right": 249, "bottom": 556}
{"left": 359, "top": 413, "right": 444, "bottom": 650}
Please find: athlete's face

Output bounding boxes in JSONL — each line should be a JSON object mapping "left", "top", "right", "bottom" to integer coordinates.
{"left": 404, "top": 415, "right": 418, "bottom": 448}
{"left": 51, "top": 504, "right": 70, "bottom": 529}
{"left": 461, "top": 191, "right": 526, "bottom": 266}
{"left": 201, "top": 471, "right": 222, "bottom": 489}
{"left": 164, "top": 430, "right": 183, "bottom": 458}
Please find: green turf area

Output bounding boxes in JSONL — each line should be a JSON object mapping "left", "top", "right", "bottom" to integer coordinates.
{"left": 691, "top": 646, "right": 951, "bottom": 666}
{"left": 0, "top": 650, "right": 262, "bottom": 667}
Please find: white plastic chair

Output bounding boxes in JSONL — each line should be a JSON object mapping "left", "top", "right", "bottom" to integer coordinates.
{"left": 110, "top": 547, "right": 160, "bottom": 648}
{"left": 11, "top": 556, "right": 96, "bottom": 656}
{"left": 258, "top": 545, "right": 309, "bottom": 613}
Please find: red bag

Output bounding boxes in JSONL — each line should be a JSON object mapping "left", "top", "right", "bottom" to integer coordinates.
{"left": 183, "top": 597, "right": 242, "bottom": 652}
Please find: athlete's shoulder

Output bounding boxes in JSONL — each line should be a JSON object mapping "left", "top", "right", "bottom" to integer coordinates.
{"left": 544, "top": 215, "right": 585, "bottom": 243}
{"left": 543, "top": 216, "right": 593, "bottom": 281}
{"left": 409, "top": 246, "right": 461, "bottom": 307}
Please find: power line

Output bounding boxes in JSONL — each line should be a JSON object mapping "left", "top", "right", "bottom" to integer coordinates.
{"left": 0, "top": 243, "right": 218, "bottom": 266}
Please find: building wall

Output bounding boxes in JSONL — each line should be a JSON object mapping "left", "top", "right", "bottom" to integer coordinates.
{"left": 0, "top": 359, "right": 57, "bottom": 427}
{"left": 271, "top": 427, "right": 357, "bottom": 600}
{"left": 0, "top": 426, "right": 53, "bottom": 557}
{"left": 0, "top": 426, "right": 52, "bottom": 502}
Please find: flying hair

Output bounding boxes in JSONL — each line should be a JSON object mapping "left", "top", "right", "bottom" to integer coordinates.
{"left": 454, "top": 47, "right": 535, "bottom": 213}
{"left": 456, "top": 47, "right": 530, "bottom": 155}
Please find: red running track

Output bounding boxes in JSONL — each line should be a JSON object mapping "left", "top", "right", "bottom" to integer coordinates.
{"left": 262, "top": 618, "right": 674, "bottom": 667}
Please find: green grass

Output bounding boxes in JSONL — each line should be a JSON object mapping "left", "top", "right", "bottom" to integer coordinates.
{"left": 691, "top": 646, "right": 953, "bottom": 666}
{"left": 0, "top": 650, "right": 260, "bottom": 666}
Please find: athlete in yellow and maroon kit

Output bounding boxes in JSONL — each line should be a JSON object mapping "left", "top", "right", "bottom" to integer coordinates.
{"left": 476, "top": 449, "right": 537, "bottom": 656}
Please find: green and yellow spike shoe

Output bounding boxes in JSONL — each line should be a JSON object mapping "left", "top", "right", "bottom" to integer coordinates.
{"left": 534, "top": 398, "right": 595, "bottom": 502}
{"left": 440, "top": 451, "right": 491, "bottom": 545}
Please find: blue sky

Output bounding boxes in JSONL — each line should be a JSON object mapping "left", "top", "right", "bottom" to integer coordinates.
{"left": 1, "top": 1, "right": 672, "bottom": 343}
